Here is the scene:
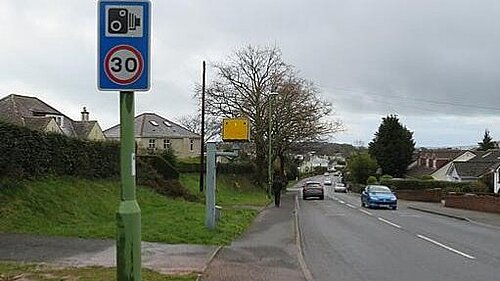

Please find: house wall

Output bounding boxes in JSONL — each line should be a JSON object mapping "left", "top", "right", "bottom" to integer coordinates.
{"left": 495, "top": 168, "right": 500, "bottom": 194}
{"left": 43, "top": 119, "right": 63, "bottom": 134}
{"left": 136, "top": 137, "right": 201, "bottom": 159}
{"left": 87, "top": 124, "right": 106, "bottom": 141}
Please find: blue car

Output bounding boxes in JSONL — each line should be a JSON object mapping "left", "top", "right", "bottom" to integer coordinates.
{"left": 361, "top": 185, "right": 397, "bottom": 210}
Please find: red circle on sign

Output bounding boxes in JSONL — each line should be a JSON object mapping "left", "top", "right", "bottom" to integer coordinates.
{"left": 104, "top": 45, "right": 144, "bottom": 85}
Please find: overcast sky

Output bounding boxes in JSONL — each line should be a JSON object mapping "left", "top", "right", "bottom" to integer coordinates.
{"left": 2, "top": 0, "right": 500, "bottom": 148}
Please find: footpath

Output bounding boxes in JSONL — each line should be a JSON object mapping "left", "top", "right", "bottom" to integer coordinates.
{"left": 0, "top": 233, "right": 218, "bottom": 275}
{"left": 402, "top": 200, "right": 500, "bottom": 229}
{"left": 201, "top": 192, "right": 306, "bottom": 281}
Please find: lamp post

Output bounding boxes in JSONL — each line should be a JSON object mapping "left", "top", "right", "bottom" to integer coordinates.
{"left": 267, "top": 91, "right": 279, "bottom": 198}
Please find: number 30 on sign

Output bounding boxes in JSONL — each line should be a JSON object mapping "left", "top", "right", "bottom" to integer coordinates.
{"left": 104, "top": 45, "right": 144, "bottom": 85}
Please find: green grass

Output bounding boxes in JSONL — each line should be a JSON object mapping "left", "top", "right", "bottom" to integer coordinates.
{"left": 0, "top": 262, "right": 197, "bottom": 281}
{"left": 0, "top": 176, "right": 263, "bottom": 245}
{"left": 180, "top": 173, "right": 270, "bottom": 207}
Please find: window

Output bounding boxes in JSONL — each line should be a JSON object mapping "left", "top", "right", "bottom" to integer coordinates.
{"left": 164, "top": 139, "right": 170, "bottom": 149}
{"left": 149, "top": 120, "right": 159, "bottom": 126}
{"left": 163, "top": 121, "right": 172, "bottom": 127}
{"left": 148, "top": 139, "right": 156, "bottom": 149}
{"left": 190, "top": 139, "right": 194, "bottom": 151}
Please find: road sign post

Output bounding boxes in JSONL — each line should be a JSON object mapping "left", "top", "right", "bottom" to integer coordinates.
{"left": 98, "top": 1, "right": 151, "bottom": 280}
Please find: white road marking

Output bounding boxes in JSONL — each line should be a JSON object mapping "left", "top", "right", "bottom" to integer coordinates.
{"left": 417, "top": 234, "right": 476, "bottom": 260}
{"left": 377, "top": 217, "right": 402, "bottom": 229}
{"left": 360, "top": 209, "right": 373, "bottom": 216}
{"left": 346, "top": 203, "right": 356, "bottom": 209}
{"left": 339, "top": 200, "right": 346, "bottom": 204}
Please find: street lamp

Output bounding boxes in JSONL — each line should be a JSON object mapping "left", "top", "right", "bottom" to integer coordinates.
{"left": 268, "top": 91, "right": 279, "bottom": 198}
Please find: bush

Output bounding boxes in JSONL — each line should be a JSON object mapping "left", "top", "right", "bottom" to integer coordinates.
{"left": 366, "top": 176, "right": 378, "bottom": 185}
{"left": 138, "top": 155, "right": 179, "bottom": 180}
{"left": 346, "top": 152, "right": 378, "bottom": 184}
{"left": 380, "top": 174, "right": 393, "bottom": 182}
{"left": 421, "top": 175, "right": 434, "bottom": 181}
{"left": 160, "top": 148, "right": 178, "bottom": 168}
{"left": 136, "top": 158, "right": 199, "bottom": 201}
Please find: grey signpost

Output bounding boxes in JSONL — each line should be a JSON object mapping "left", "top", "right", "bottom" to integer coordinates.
{"left": 205, "top": 142, "right": 239, "bottom": 230}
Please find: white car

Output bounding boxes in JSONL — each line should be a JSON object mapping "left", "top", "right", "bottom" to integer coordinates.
{"left": 324, "top": 178, "right": 332, "bottom": 185}
{"left": 333, "top": 182, "right": 347, "bottom": 193}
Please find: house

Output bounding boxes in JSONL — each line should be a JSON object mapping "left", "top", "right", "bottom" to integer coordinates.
{"left": 406, "top": 149, "right": 467, "bottom": 178}
{"left": 0, "top": 94, "right": 105, "bottom": 141}
{"left": 299, "top": 154, "right": 330, "bottom": 173}
{"left": 431, "top": 151, "right": 478, "bottom": 181}
{"left": 445, "top": 150, "right": 500, "bottom": 193}
{"left": 104, "top": 112, "right": 201, "bottom": 159}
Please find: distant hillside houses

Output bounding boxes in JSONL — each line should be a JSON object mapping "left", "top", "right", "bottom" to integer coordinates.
{"left": 297, "top": 152, "right": 345, "bottom": 173}
{"left": 0, "top": 94, "right": 105, "bottom": 141}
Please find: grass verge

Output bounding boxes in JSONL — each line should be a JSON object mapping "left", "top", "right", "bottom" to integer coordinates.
{"left": 0, "top": 262, "right": 197, "bottom": 281}
{"left": 0, "top": 176, "right": 262, "bottom": 245}
{"left": 180, "top": 173, "right": 270, "bottom": 207}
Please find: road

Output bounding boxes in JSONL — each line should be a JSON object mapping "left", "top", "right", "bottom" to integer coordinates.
{"left": 297, "top": 176, "right": 500, "bottom": 281}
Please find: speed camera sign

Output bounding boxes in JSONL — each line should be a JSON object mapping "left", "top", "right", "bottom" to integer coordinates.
{"left": 98, "top": 0, "right": 150, "bottom": 91}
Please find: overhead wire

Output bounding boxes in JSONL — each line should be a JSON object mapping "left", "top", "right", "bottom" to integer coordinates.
{"left": 328, "top": 86, "right": 500, "bottom": 112}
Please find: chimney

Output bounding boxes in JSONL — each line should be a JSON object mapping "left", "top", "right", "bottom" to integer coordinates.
{"left": 81, "top": 107, "right": 89, "bottom": 121}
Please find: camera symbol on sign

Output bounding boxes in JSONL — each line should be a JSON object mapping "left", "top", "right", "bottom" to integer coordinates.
{"left": 108, "top": 8, "right": 141, "bottom": 34}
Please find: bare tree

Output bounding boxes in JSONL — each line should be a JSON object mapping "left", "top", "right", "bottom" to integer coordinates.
{"left": 176, "top": 114, "right": 220, "bottom": 142}
{"left": 202, "top": 45, "right": 342, "bottom": 184}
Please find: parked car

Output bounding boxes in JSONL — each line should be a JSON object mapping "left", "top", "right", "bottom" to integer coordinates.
{"left": 323, "top": 172, "right": 330, "bottom": 177}
{"left": 302, "top": 181, "right": 324, "bottom": 200}
{"left": 361, "top": 185, "right": 397, "bottom": 210}
{"left": 333, "top": 182, "right": 347, "bottom": 193}
{"left": 324, "top": 178, "right": 332, "bottom": 185}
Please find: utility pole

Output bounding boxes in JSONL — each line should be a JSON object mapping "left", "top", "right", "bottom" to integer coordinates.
{"left": 199, "top": 61, "right": 206, "bottom": 192}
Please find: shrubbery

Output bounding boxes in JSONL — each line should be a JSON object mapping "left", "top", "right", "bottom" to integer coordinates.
{"left": 379, "top": 178, "right": 487, "bottom": 193}
{"left": 0, "top": 122, "right": 119, "bottom": 179}
{"left": 366, "top": 176, "right": 377, "bottom": 185}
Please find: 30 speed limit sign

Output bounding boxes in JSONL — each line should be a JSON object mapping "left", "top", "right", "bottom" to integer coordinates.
{"left": 104, "top": 45, "right": 144, "bottom": 85}
{"left": 98, "top": 0, "right": 150, "bottom": 91}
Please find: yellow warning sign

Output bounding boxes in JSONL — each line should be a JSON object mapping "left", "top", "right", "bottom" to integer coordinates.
{"left": 222, "top": 118, "right": 250, "bottom": 142}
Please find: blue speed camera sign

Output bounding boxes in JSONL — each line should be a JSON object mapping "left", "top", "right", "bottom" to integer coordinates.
{"left": 98, "top": 0, "right": 151, "bottom": 91}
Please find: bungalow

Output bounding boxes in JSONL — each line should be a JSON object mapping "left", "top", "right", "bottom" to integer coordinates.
{"left": 0, "top": 94, "right": 105, "bottom": 141}
{"left": 445, "top": 150, "right": 500, "bottom": 193}
{"left": 104, "top": 112, "right": 201, "bottom": 159}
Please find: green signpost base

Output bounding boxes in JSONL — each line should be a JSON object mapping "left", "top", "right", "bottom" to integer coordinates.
{"left": 117, "top": 201, "right": 141, "bottom": 281}
{"left": 117, "top": 91, "right": 141, "bottom": 281}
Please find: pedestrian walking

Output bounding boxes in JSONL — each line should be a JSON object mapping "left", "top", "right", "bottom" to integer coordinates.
{"left": 272, "top": 173, "right": 286, "bottom": 207}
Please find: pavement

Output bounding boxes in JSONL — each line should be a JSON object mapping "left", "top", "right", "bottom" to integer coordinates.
{"left": 200, "top": 192, "right": 307, "bottom": 281}
{"left": 0, "top": 233, "right": 219, "bottom": 275}
{"left": 402, "top": 200, "right": 500, "bottom": 229}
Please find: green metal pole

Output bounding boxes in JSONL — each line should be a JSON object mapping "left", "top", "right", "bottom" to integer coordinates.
{"left": 117, "top": 91, "right": 142, "bottom": 281}
{"left": 268, "top": 96, "right": 273, "bottom": 199}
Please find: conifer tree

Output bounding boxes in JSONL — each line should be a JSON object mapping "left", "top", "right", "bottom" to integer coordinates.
{"left": 368, "top": 115, "right": 415, "bottom": 177}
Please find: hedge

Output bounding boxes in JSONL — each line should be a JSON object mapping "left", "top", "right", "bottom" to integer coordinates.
{"left": 0, "top": 122, "right": 119, "bottom": 179}
{"left": 380, "top": 179, "right": 482, "bottom": 193}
